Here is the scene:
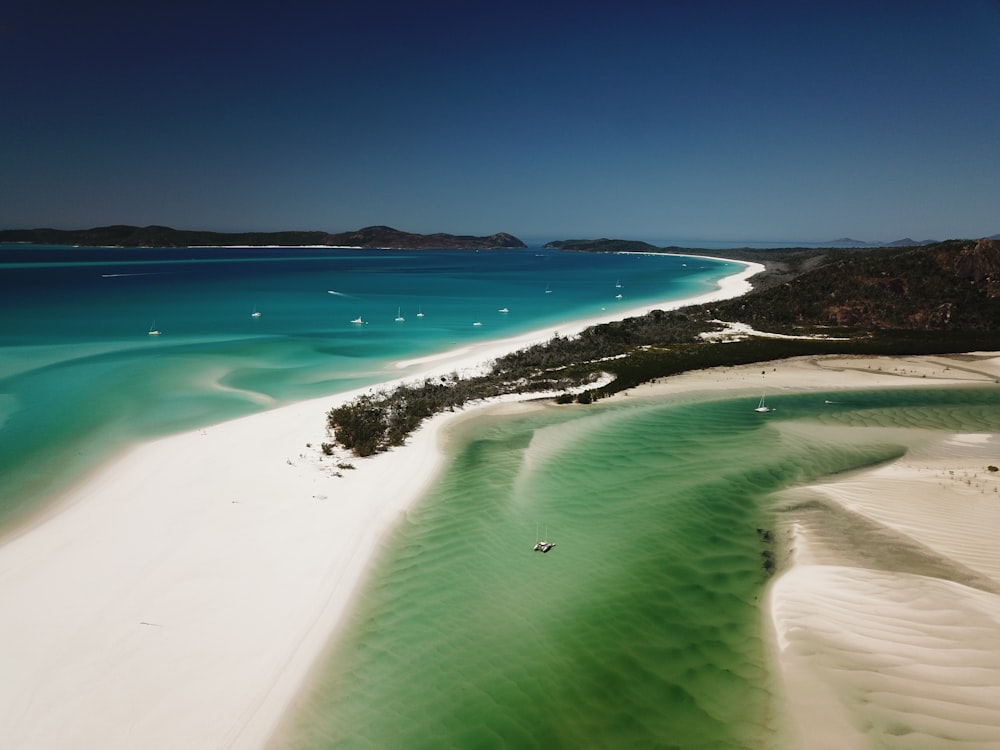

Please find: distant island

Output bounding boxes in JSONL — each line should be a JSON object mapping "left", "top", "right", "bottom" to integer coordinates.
{"left": 543, "top": 237, "right": 942, "bottom": 253}
{"left": 0, "top": 224, "right": 527, "bottom": 250}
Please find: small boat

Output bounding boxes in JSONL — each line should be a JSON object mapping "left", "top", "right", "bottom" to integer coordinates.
{"left": 498, "top": 307, "right": 509, "bottom": 313}
{"left": 147, "top": 321, "right": 161, "bottom": 336}
{"left": 615, "top": 279, "right": 622, "bottom": 288}
{"left": 545, "top": 284, "right": 552, "bottom": 294}
{"left": 615, "top": 293, "right": 623, "bottom": 299}
{"left": 473, "top": 321, "right": 483, "bottom": 326}
{"left": 533, "top": 524, "right": 555, "bottom": 553}
{"left": 350, "top": 316, "right": 364, "bottom": 324}
{"left": 416, "top": 307, "right": 425, "bottom": 318}
{"left": 394, "top": 307, "right": 405, "bottom": 322}
{"left": 754, "top": 393, "right": 772, "bottom": 413}
{"left": 251, "top": 305, "right": 262, "bottom": 318}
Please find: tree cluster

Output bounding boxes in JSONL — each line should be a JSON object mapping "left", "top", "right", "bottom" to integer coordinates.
{"left": 327, "top": 372, "right": 599, "bottom": 457}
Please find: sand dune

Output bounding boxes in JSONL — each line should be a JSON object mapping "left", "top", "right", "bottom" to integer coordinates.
{"left": 770, "top": 427, "right": 1000, "bottom": 748}
{"left": 772, "top": 564, "right": 1000, "bottom": 749}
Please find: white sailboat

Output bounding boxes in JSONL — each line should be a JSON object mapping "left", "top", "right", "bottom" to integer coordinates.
{"left": 147, "top": 321, "right": 161, "bottom": 336}
{"left": 350, "top": 316, "right": 364, "bottom": 324}
{"left": 545, "top": 283, "right": 552, "bottom": 294}
{"left": 754, "top": 393, "right": 772, "bottom": 413}
{"left": 416, "top": 307, "right": 425, "bottom": 317}
{"left": 498, "top": 307, "right": 509, "bottom": 313}
{"left": 250, "top": 305, "right": 262, "bottom": 318}
{"left": 394, "top": 307, "right": 405, "bottom": 322}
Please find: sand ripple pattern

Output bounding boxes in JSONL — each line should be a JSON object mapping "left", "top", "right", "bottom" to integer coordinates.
{"left": 772, "top": 566, "right": 1000, "bottom": 749}
{"left": 771, "top": 391, "right": 1000, "bottom": 749}
{"left": 278, "top": 387, "right": 1000, "bottom": 749}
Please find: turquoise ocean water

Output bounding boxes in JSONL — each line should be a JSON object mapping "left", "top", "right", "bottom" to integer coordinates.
{"left": 0, "top": 244, "right": 730, "bottom": 529}
{"left": 4, "top": 245, "right": 999, "bottom": 748}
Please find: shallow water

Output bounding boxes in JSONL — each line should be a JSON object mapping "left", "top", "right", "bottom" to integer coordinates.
{"left": 274, "top": 387, "right": 1000, "bottom": 749}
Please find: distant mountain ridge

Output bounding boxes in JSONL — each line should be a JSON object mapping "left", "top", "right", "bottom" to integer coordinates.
{"left": 0, "top": 224, "right": 526, "bottom": 250}
{"left": 544, "top": 238, "right": 661, "bottom": 253}
{"left": 547, "top": 236, "right": 958, "bottom": 251}
{"left": 884, "top": 237, "right": 939, "bottom": 247}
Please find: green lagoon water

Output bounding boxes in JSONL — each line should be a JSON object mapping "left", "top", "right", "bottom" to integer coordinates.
{"left": 275, "top": 387, "right": 1000, "bottom": 749}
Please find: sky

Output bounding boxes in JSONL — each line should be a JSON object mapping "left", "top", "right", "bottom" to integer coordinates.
{"left": 2, "top": 0, "right": 998, "bottom": 244}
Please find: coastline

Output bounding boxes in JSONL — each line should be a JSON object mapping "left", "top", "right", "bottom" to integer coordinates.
{"left": 0, "top": 257, "right": 759, "bottom": 749}
{"left": 6, "top": 245, "right": 996, "bottom": 748}
{"left": 615, "top": 352, "right": 1000, "bottom": 748}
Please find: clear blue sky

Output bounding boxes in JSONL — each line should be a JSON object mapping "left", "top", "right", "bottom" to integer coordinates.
{"left": 2, "top": 0, "right": 998, "bottom": 243}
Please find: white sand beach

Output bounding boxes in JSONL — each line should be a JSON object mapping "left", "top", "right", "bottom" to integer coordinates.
{"left": 0, "top": 262, "right": 760, "bottom": 750}
{"left": 3, "top": 251, "right": 999, "bottom": 749}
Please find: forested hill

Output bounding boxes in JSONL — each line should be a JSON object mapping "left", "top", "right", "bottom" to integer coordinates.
{"left": 546, "top": 237, "right": 881, "bottom": 288}
{"left": 707, "top": 238, "right": 1000, "bottom": 333}
{"left": 0, "top": 225, "right": 526, "bottom": 250}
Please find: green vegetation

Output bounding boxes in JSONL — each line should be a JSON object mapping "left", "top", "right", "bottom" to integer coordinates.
{"left": 708, "top": 239, "right": 1000, "bottom": 331}
{"left": 328, "top": 372, "right": 603, "bottom": 456}
{"left": 327, "top": 238, "right": 1000, "bottom": 457}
